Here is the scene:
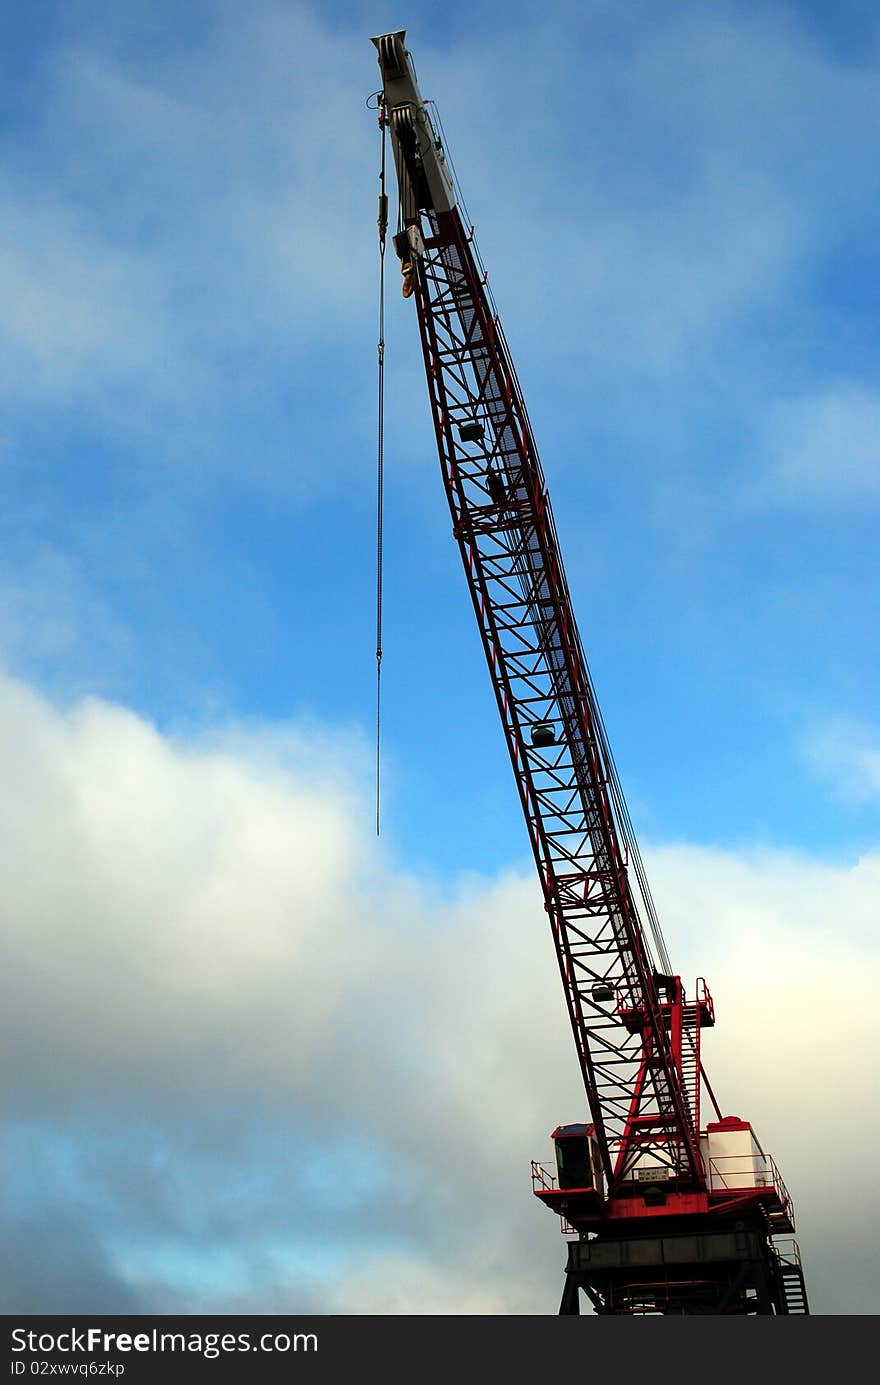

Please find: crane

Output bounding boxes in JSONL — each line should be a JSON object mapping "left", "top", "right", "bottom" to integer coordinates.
{"left": 372, "top": 30, "right": 809, "bottom": 1316}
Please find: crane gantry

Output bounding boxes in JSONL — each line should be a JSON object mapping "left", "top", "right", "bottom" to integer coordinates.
{"left": 372, "top": 30, "right": 809, "bottom": 1316}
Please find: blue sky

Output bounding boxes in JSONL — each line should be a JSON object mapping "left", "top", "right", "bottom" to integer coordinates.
{"left": 1, "top": 0, "right": 878, "bottom": 1314}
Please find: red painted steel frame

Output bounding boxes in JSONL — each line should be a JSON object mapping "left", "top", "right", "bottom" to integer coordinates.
{"left": 408, "top": 205, "right": 702, "bottom": 1192}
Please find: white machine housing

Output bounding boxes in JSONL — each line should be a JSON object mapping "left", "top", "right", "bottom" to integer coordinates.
{"left": 701, "top": 1116, "right": 772, "bottom": 1192}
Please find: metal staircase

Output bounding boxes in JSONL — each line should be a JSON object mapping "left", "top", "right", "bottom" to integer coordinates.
{"left": 773, "top": 1241, "right": 810, "bottom": 1314}
{"left": 681, "top": 1001, "right": 701, "bottom": 1137}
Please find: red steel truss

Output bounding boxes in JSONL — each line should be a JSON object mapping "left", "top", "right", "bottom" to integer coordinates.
{"left": 408, "top": 205, "right": 702, "bottom": 1192}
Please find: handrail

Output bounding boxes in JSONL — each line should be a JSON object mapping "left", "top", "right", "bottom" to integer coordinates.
{"left": 707, "top": 1152, "right": 791, "bottom": 1215}
{"left": 531, "top": 1160, "right": 557, "bottom": 1194}
{"left": 772, "top": 1238, "right": 802, "bottom": 1268}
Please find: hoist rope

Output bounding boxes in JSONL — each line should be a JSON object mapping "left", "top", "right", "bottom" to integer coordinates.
{"left": 375, "top": 101, "right": 388, "bottom": 836}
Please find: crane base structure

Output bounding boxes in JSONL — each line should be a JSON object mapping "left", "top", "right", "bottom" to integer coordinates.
{"left": 531, "top": 1113, "right": 808, "bottom": 1315}
{"left": 558, "top": 1222, "right": 809, "bottom": 1315}
{"left": 371, "top": 30, "right": 811, "bottom": 1317}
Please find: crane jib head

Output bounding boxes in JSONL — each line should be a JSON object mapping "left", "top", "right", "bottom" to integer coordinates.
{"left": 372, "top": 30, "right": 457, "bottom": 220}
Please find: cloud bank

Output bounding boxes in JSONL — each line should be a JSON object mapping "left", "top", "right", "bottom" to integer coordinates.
{"left": 1, "top": 672, "right": 877, "bottom": 1313}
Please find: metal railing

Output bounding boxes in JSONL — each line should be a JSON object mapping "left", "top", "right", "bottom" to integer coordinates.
{"left": 530, "top": 1161, "right": 577, "bottom": 1234}
{"left": 707, "top": 1152, "right": 792, "bottom": 1217}
{"left": 531, "top": 1160, "right": 557, "bottom": 1194}
{"left": 772, "top": 1238, "right": 803, "bottom": 1268}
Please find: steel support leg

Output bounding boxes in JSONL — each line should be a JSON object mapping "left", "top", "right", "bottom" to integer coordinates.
{"left": 559, "top": 1274, "right": 581, "bottom": 1315}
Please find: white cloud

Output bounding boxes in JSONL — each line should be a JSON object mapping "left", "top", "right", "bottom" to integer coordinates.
{"left": 1, "top": 671, "right": 878, "bottom": 1313}
{"left": 758, "top": 382, "right": 880, "bottom": 503}
{"left": 0, "top": 190, "right": 171, "bottom": 407}
{"left": 803, "top": 716, "right": 880, "bottom": 801}
{"left": 0, "top": 548, "right": 135, "bottom": 694}
{"left": 0, "top": 3, "right": 378, "bottom": 461}
{"left": 0, "top": 670, "right": 578, "bottom": 1312}
{"left": 413, "top": 2, "right": 879, "bottom": 400}
{"left": 647, "top": 840, "right": 880, "bottom": 1314}
{"left": 2, "top": 0, "right": 877, "bottom": 461}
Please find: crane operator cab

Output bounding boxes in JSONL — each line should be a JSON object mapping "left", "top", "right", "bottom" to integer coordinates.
{"left": 532, "top": 1123, "right": 605, "bottom": 1226}
{"left": 553, "top": 1124, "right": 604, "bottom": 1196}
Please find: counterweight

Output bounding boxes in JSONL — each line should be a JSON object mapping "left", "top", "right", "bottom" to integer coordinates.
{"left": 373, "top": 30, "right": 809, "bottom": 1316}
